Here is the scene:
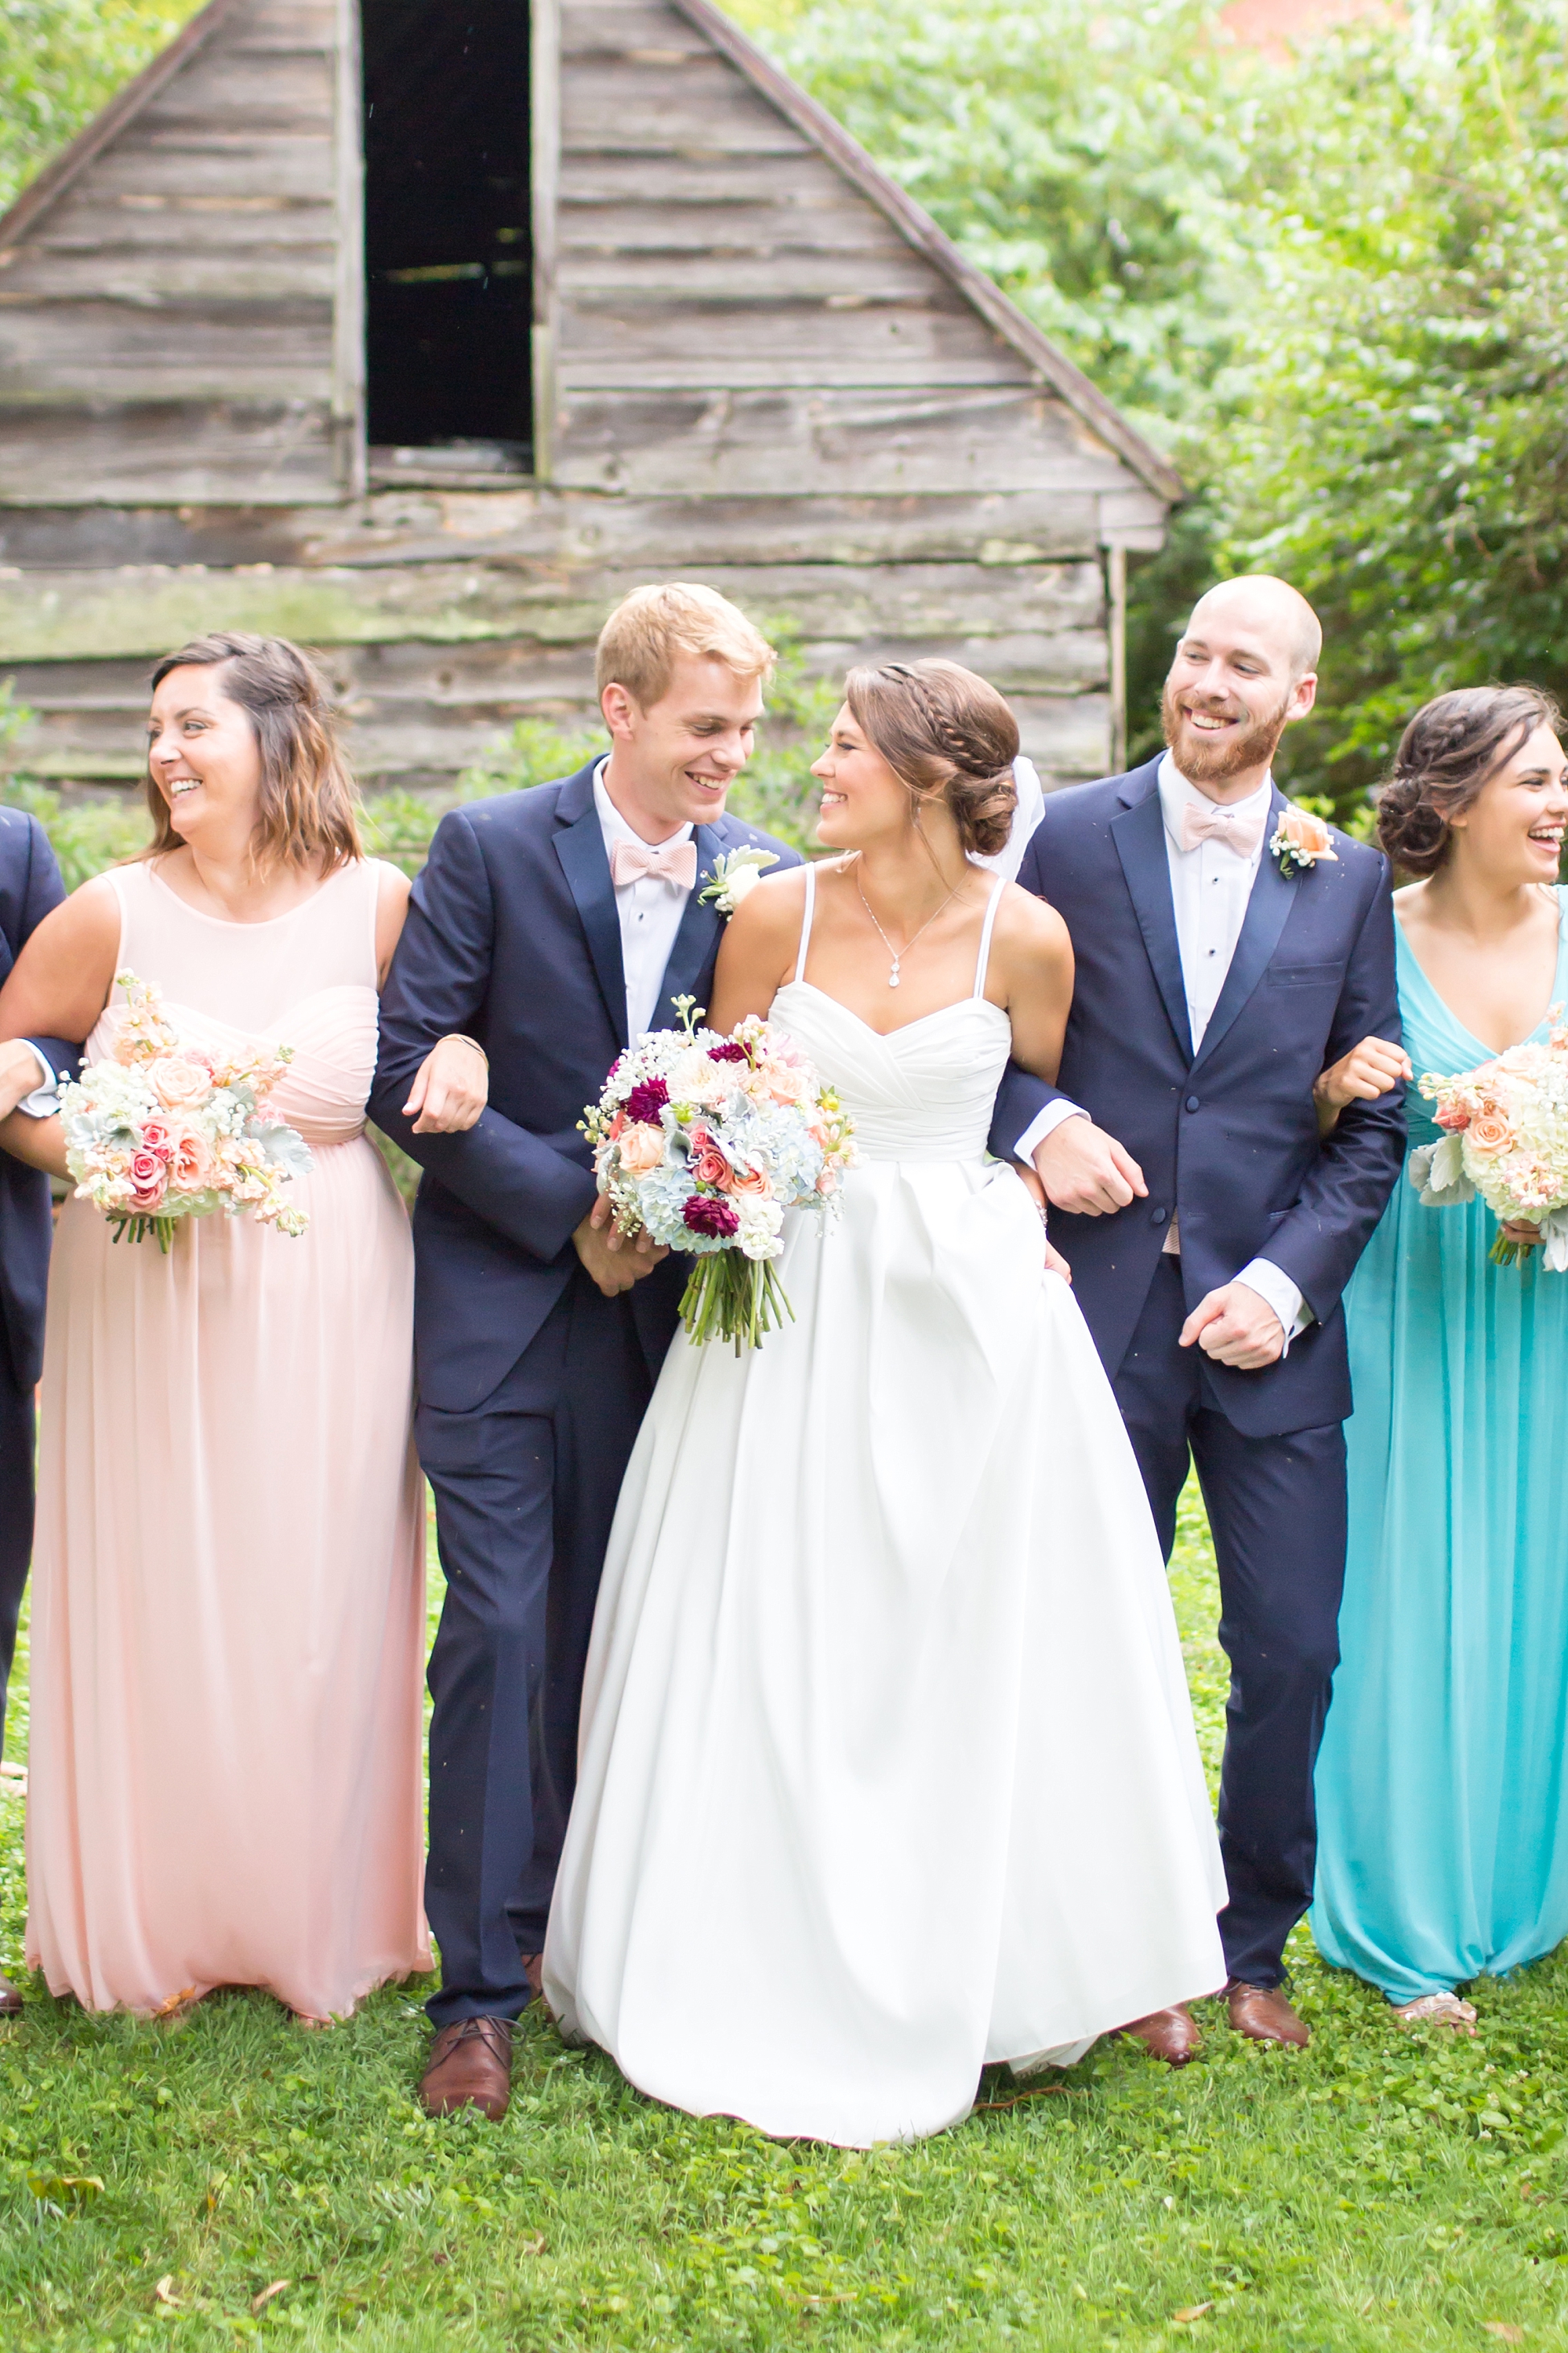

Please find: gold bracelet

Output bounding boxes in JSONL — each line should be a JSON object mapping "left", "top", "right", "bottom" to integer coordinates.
{"left": 437, "top": 1033, "right": 488, "bottom": 1067}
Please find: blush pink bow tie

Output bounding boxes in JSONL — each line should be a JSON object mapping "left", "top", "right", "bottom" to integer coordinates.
{"left": 608, "top": 837, "right": 698, "bottom": 891}
{"left": 1176, "top": 797, "right": 1267, "bottom": 858}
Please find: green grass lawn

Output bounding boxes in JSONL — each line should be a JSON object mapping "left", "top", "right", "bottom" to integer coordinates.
{"left": 3, "top": 1489, "right": 1568, "bottom": 2351}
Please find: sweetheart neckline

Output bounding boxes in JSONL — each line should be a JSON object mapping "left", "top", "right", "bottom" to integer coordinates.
{"left": 774, "top": 979, "right": 1011, "bottom": 1043}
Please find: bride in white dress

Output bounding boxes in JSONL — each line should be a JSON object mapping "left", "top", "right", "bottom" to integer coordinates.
{"left": 545, "top": 659, "right": 1225, "bottom": 2146}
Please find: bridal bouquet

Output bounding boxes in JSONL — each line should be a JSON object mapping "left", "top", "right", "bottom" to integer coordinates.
{"left": 583, "top": 995, "right": 856, "bottom": 1349}
{"left": 60, "top": 969, "right": 313, "bottom": 1251}
{"left": 1411, "top": 1012, "right": 1568, "bottom": 1268}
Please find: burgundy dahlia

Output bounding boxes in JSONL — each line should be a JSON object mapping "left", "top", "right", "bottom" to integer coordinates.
{"left": 707, "top": 1040, "right": 748, "bottom": 1063}
{"left": 624, "top": 1077, "right": 670, "bottom": 1125}
{"left": 684, "top": 1194, "right": 740, "bottom": 1240}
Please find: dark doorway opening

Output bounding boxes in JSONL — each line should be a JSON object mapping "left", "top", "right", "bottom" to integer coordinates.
{"left": 362, "top": 0, "right": 532, "bottom": 467}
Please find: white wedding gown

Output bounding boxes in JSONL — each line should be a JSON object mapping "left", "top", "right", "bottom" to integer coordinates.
{"left": 545, "top": 871, "right": 1226, "bottom": 2146}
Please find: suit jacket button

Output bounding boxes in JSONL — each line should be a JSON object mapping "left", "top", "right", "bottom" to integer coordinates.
{"left": 1151, "top": 1207, "right": 1167, "bottom": 1226}
{"left": 1185, "top": 1095, "right": 1200, "bottom": 1112}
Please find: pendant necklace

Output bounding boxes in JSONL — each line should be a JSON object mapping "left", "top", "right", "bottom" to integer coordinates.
{"left": 853, "top": 861, "right": 962, "bottom": 989}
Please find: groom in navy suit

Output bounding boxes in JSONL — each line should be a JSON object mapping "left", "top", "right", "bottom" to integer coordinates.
{"left": 0, "top": 807, "right": 77, "bottom": 2014}
{"left": 998, "top": 577, "right": 1404, "bottom": 2057}
{"left": 371, "top": 585, "right": 804, "bottom": 2119}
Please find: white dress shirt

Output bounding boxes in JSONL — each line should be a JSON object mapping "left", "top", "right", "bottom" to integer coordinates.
{"left": 1156, "top": 753, "right": 1309, "bottom": 1345}
{"left": 10, "top": 1041, "right": 66, "bottom": 1117}
{"left": 1158, "top": 756, "right": 1272, "bottom": 1050}
{"left": 1020, "top": 753, "right": 1309, "bottom": 1347}
{"left": 594, "top": 761, "right": 697, "bottom": 1042}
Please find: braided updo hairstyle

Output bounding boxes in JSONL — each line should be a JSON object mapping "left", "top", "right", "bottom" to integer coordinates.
{"left": 1376, "top": 685, "right": 1563, "bottom": 876}
{"left": 844, "top": 659, "right": 1020, "bottom": 857}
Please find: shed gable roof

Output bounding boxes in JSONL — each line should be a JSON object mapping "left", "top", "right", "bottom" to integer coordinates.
{"left": 550, "top": 0, "right": 1179, "bottom": 504}
{"left": 673, "top": 0, "right": 1180, "bottom": 500}
{"left": 0, "top": 0, "right": 1176, "bottom": 516}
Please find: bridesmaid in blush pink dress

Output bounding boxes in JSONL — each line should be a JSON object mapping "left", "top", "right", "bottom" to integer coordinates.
{"left": 0, "top": 634, "right": 485, "bottom": 2023}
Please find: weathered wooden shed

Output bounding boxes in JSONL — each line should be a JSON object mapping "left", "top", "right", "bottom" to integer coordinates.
{"left": 0, "top": 0, "right": 1178, "bottom": 796}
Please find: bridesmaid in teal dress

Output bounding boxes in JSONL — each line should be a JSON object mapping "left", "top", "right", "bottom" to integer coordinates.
{"left": 1311, "top": 684, "right": 1568, "bottom": 2028}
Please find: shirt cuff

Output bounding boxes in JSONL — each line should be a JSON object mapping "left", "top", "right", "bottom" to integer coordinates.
{"left": 16, "top": 1040, "right": 61, "bottom": 1118}
{"left": 1014, "top": 1098, "right": 1088, "bottom": 1167}
{"left": 1236, "top": 1257, "right": 1313, "bottom": 1354}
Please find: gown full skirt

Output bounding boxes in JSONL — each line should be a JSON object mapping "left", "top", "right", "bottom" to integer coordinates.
{"left": 545, "top": 979, "right": 1226, "bottom": 2146}
{"left": 1312, "top": 891, "right": 1568, "bottom": 2001}
{"left": 25, "top": 860, "right": 432, "bottom": 2019}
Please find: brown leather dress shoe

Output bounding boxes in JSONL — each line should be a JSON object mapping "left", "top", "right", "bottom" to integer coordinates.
{"left": 519, "top": 1952, "right": 544, "bottom": 2004}
{"left": 1227, "top": 1979, "right": 1310, "bottom": 2047}
{"left": 419, "top": 2016, "right": 514, "bottom": 2120}
{"left": 1117, "top": 2005, "right": 1201, "bottom": 2065}
{"left": 0, "top": 1968, "right": 21, "bottom": 2017}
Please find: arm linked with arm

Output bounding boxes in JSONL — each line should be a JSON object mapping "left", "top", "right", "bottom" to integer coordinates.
{"left": 8, "top": 815, "right": 82, "bottom": 1106}
{"left": 367, "top": 810, "right": 597, "bottom": 1261}
{"left": 1246, "top": 866, "right": 1406, "bottom": 1323}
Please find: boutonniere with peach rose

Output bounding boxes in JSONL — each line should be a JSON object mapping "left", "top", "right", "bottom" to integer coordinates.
{"left": 1269, "top": 804, "right": 1340, "bottom": 877}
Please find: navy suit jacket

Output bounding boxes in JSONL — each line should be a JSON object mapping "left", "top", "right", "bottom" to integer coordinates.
{"left": 993, "top": 757, "right": 1405, "bottom": 1437}
{"left": 368, "top": 762, "right": 803, "bottom": 1413}
{"left": 0, "top": 808, "right": 75, "bottom": 1393}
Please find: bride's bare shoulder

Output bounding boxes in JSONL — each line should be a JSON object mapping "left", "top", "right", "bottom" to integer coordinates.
{"left": 991, "top": 878, "right": 1072, "bottom": 972}
{"left": 721, "top": 859, "right": 812, "bottom": 949}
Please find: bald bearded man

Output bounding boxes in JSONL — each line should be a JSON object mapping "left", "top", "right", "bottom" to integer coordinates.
{"left": 998, "top": 578, "right": 1405, "bottom": 2057}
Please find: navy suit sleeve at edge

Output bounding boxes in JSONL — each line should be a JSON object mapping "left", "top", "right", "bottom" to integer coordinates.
{"left": 368, "top": 808, "right": 597, "bottom": 1262}
{"left": 16, "top": 815, "right": 78, "bottom": 1084}
{"left": 986, "top": 1062, "right": 1061, "bottom": 1162}
{"left": 1258, "top": 857, "right": 1406, "bottom": 1321}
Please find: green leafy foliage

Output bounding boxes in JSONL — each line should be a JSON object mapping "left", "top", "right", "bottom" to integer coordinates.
{"left": 728, "top": 0, "right": 1247, "bottom": 441}
{"left": 0, "top": 781, "right": 151, "bottom": 895}
{"left": 737, "top": 0, "right": 1568, "bottom": 827}
{"left": 0, "top": 0, "right": 204, "bottom": 214}
{"left": 1210, "top": 0, "right": 1568, "bottom": 802}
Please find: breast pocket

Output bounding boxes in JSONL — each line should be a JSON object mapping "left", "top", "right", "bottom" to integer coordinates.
{"left": 1267, "top": 963, "right": 1341, "bottom": 989}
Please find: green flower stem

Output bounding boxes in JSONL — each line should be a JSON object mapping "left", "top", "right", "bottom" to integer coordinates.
{"left": 108, "top": 1214, "right": 176, "bottom": 1252}
{"left": 679, "top": 1251, "right": 796, "bottom": 1353}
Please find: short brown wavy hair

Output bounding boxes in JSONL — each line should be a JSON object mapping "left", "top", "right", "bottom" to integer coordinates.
{"left": 844, "top": 659, "right": 1020, "bottom": 858}
{"left": 144, "top": 634, "right": 362, "bottom": 873}
{"left": 1376, "top": 684, "right": 1563, "bottom": 877}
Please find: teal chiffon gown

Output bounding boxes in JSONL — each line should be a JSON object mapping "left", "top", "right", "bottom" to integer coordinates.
{"left": 1311, "top": 888, "right": 1568, "bottom": 2001}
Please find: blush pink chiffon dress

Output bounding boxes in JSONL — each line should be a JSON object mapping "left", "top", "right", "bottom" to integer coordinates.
{"left": 25, "top": 858, "right": 432, "bottom": 2019}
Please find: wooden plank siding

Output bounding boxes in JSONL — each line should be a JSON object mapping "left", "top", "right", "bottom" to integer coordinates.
{"left": 0, "top": 638, "right": 1109, "bottom": 786}
{"left": 0, "top": 561, "right": 1106, "bottom": 660}
{"left": 0, "top": 0, "right": 1176, "bottom": 795}
{"left": 0, "top": 0, "right": 354, "bottom": 506}
{"left": 0, "top": 487, "right": 1153, "bottom": 571}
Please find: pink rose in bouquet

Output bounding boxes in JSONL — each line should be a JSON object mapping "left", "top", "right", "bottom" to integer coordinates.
{"left": 582, "top": 994, "right": 856, "bottom": 1349}
{"left": 59, "top": 970, "right": 314, "bottom": 1250}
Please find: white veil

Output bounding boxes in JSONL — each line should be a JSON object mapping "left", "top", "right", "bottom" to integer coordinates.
{"left": 971, "top": 753, "right": 1045, "bottom": 884}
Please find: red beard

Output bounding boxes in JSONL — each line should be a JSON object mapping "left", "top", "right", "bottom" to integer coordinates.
{"left": 1161, "top": 679, "right": 1290, "bottom": 785}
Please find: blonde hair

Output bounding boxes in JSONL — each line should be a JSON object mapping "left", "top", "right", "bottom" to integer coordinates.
{"left": 595, "top": 583, "right": 775, "bottom": 709}
{"left": 145, "top": 634, "right": 361, "bottom": 873}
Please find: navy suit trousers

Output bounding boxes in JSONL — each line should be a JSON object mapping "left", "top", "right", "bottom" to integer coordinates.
{"left": 1115, "top": 1258, "right": 1347, "bottom": 1988}
{"left": 416, "top": 1269, "right": 655, "bottom": 2025}
{"left": 0, "top": 1343, "right": 31, "bottom": 1759}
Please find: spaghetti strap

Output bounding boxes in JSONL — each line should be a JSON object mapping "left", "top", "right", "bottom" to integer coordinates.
{"left": 795, "top": 861, "right": 818, "bottom": 986}
{"left": 972, "top": 875, "right": 1006, "bottom": 1000}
